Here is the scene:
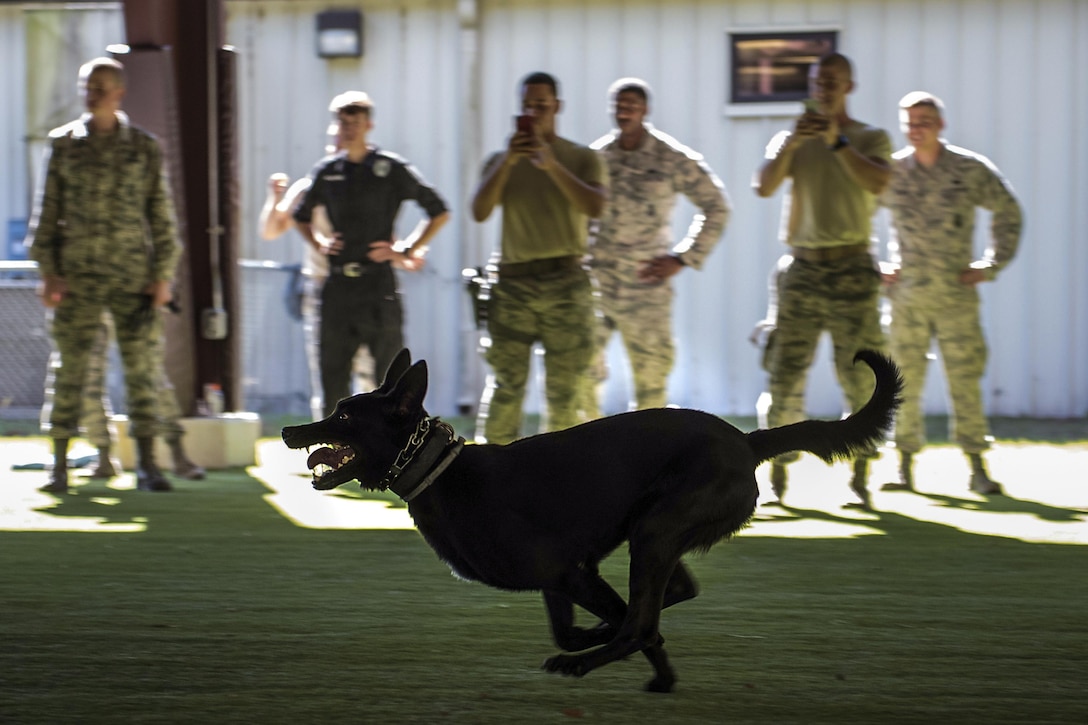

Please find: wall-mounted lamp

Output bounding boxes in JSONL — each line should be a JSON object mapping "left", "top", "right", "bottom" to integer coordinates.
{"left": 316, "top": 10, "right": 363, "bottom": 58}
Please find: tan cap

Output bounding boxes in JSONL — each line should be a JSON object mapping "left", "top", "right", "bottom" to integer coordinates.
{"left": 328, "top": 90, "right": 373, "bottom": 113}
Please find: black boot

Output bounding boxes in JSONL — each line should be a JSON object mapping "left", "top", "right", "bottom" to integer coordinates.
{"left": 847, "top": 458, "right": 873, "bottom": 511}
{"left": 881, "top": 451, "right": 914, "bottom": 491}
{"left": 968, "top": 453, "right": 1002, "bottom": 495}
{"left": 136, "top": 437, "right": 172, "bottom": 492}
{"left": 168, "top": 437, "right": 205, "bottom": 480}
{"left": 90, "top": 445, "right": 119, "bottom": 479}
{"left": 40, "top": 438, "right": 70, "bottom": 493}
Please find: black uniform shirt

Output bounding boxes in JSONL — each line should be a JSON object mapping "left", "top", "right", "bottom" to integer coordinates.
{"left": 293, "top": 148, "right": 448, "bottom": 265}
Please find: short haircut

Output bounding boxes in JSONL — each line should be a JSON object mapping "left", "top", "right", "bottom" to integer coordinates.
{"left": 608, "top": 77, "right": 652, "bottom": 105}
{"left": 818, "top": 52, "right": 854, "bottom": 80}
{"left": 78, "top": 56, "right": 125, "bottom": 88}
{"left": 521, "top": 71, "right": 559, "bottom": 97}
{"left": 898, "top": 90, "right": 945, "bottom": 117}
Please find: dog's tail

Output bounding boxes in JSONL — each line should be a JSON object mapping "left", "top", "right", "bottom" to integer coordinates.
{"left": 746, "top": 350, "right": 903, "bottom": 465}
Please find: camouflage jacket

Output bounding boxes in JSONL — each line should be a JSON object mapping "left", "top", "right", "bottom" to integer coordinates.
{"left": 881, "top": 143, "right": 1021, "bottom": 290}
{"left": 590, "top": 125, "right": 730, "bottom": 272}
{"left": 27, "top": 112, "right": 181, "bottom": 291}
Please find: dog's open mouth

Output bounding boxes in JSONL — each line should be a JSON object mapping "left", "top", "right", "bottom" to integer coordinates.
{"left": 305, "top": 444, "right": 357, "bottom": 490}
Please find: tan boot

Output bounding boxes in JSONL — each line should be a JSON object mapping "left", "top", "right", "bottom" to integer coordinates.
{"left": 847, "top": 459, "right": 873, "bottom": 511}
{"left": 169, "top": 438, "right": 205, "bottom": 480}
{"left": 881, "top": 451, "right": 914, "bottom": 491}
{"left": 90, "top": 446, "right": 120, "bottom": 479}
{"left": 968, "top": 453, "right": 1002, "bottom": 495}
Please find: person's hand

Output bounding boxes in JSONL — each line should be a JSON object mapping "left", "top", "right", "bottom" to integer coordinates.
{"left": 878, "top": 261, "right": 900, "bottom": 286}
{"left": 958, "top": 267, "right": 988, "bottom": 287}
{"left": 268, "top": 172, "right": 289, "bottom": 197}
{"left": 636, "top": 255, "right": 683, "bottom": 285}
{"left": 38, "top": 275, "right": 68, "bottom": 308}
{"left": 315, "top": 231, "right": 344, "bottom": 256}
{"left": 143, "top": 279, "right": 173, "bottom": 308}
{"left": 368, "top": 241, "right": 426, "bottom": 272}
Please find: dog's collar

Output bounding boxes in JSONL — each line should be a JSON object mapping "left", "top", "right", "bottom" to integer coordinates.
{"left": 380, "top": 416, "right": 465, "bottom": 502}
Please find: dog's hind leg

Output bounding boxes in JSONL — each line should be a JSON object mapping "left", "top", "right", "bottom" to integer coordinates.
{"left": 663, "top": 561, "right": 698, "bottom": 609}
{"left": 543, "top": 591, "right": 615, "bottom": 651}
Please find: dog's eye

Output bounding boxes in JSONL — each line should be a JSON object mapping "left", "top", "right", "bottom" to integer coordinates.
{"left": 339, "top": 413, "right": 350, "bottom": 421}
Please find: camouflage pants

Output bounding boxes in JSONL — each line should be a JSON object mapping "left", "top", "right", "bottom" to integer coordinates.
{"left": 41, "top": 312, "right": 183, "bottom": 446}
{"left": 477, "top": 268, "right": 594, "bottom": 444}
{"left": 889, "top": 289, "right": 990, "bottom": 454}
{"left": 589, "top": 270, "right": 675, "bottom": 411}
{"left": 764, "top": 254, "right": 885, "bottom": 460}
{"left": 44, "top": 284, "right": 164, "bottom": 440}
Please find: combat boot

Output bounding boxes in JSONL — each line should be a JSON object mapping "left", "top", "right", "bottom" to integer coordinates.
{"left": 40, "top": 438, "right": 70, "bottom": 493}
{"left": 136, "top": 437, "right": 172, "bottom": 492}
{"left": 90, "top": 445, "right": 119, "bottom": 478}
{"left": 168, "top": 437, "right": 205, "bottom": 480}
{"left": 881, "top": 451, "right": 914, "bottom": 491}
{"left": 770, "top": 463, "right": 787, "bottom": 502}
{"left": 847, "top": 458, "right": 873, "bottom": 511}
{"left": 968, "top": 453, "right": 1002, "bottom": 495}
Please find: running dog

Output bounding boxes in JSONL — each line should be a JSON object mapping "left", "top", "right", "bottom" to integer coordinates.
{"left": 282, "top": 348, "right": 901, "bottom": 692}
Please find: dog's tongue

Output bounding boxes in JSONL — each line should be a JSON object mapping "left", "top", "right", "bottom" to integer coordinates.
{"left": 307, "top": 446, "right": 346, "bottom": 470}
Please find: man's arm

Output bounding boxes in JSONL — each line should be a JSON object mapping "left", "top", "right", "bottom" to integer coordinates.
{"left": 471, "top": 153, "right": 514, "bottom": 222}
{"left": 832, "top": 144, "right": 891, "bottom": 196}
{"left": 755, "top": 130, "right": 799, "bottom": 198}
{"left": 673, "top": 152, "right": 731, "bottom": 269}
{"left": 969, "top": 156, "right": 1023, "bottom": 283}
{"left": 532, "top": 143, "right": 607, "bottom": 218}
{"left": 143, "top": 138, "right": 182, "bottom": 297}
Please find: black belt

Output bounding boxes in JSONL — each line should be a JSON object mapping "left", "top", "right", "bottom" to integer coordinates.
{"left": 329, "top": 262, "right": 378, "bottom": 277}
{"left": 498, "top": 255, "right": 582, "bottom": 279}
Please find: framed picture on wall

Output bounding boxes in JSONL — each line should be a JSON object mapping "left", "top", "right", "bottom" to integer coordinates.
{"left": 729, "top": 30, "right": 838, "bottom": 104}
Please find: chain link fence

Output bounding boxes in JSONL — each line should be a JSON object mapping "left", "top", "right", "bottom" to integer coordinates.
{"left": 0, "top": 261, "right": 311, "bottom": 422}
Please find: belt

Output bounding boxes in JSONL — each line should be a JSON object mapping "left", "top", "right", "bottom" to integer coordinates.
{"left": 789, "top": 244, "right": 870, "bottom": 263}
{"left": 498, "top": 255, "right": 582, "bottom": 279}
{"left": 329, "top": 262, "right": 376, "bottom": 277}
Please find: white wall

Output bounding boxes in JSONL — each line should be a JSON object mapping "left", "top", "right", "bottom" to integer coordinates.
{"left": 4, "top": 0, "right": 1085, "bottom": 421}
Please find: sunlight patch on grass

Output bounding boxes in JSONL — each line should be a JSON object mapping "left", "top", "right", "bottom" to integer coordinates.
{"left": 250, "top": 440, "right": 415, "bottom": 529}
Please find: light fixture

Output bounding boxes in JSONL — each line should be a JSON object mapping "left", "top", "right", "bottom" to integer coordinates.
{"left": 316, "top": 10, "right": 363, "bottom": 59}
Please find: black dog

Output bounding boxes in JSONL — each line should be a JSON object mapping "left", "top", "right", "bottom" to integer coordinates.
{"left": 282, "top": 349, "right": 901, "bottom": 692}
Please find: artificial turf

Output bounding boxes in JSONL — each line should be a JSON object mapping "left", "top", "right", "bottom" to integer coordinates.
{"left": 1, "top": 436, "right": 1085, "bottom": 724}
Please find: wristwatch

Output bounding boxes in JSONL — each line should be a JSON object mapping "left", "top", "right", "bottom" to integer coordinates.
{"left": 830, "top": 134, "right": 850, "bottom": 152}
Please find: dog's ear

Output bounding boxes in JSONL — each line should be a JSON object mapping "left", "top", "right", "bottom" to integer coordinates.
{"left": 378, "top": 348, "right": 413, "bottom": 392}
{"left": 390, "top": 360, "right": 428, "bottom": 418}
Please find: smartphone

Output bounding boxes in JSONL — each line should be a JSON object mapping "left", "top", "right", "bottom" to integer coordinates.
{"left": 802, "top": 98, "right": 821, "bottom": 114}
{"left": 515, "top": 114, "right": 534, "bottom": 135}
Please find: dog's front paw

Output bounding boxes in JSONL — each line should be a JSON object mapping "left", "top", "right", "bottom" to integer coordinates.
{"left": 542, "top": 653, "right": 588, "bottom": 678}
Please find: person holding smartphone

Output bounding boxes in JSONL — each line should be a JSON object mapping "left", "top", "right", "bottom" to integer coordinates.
{"left": 752, "top": 53, "right": 892, "bottom": 510}
{"left": 470, "top": 71, "right": 608, "bottom": 444}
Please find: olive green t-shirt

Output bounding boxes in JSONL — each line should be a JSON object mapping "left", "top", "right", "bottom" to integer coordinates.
{"left": 483, "top": 136, "right": 606, "bottom": 263}
{"left": 764, "top": 121, "right": 891, "bottom": 247}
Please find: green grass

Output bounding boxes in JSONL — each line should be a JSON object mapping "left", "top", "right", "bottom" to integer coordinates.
{"left": 2, "top": 436, "right": 1086, "bottom": 723}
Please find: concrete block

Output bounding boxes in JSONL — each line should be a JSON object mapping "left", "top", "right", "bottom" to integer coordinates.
{"left": 112, "top": 413, "right": 261, "bottom": 470}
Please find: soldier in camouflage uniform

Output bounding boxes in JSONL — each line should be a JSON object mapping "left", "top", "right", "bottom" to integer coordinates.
{"left": 754, "top": 54, "right": 891, "bottom": 509}
{"left": 583, "top": 78, "right": 730, "bottom": 414}
{"left": 27, "top": 57, "right": 181, "bottom": 494}
{"left": 39, "top": 312, "right": 205, "bottom": 480}
{"left": 879, "top": 91, "right": 1022, "bottom": 495}
{"left": 470, "top": 72, "right": 608, "bottom": 444}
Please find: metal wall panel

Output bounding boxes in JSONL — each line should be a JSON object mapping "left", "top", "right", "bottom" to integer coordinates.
{"left": 4, "top": 1, "right": 1083, "bottom": 420}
